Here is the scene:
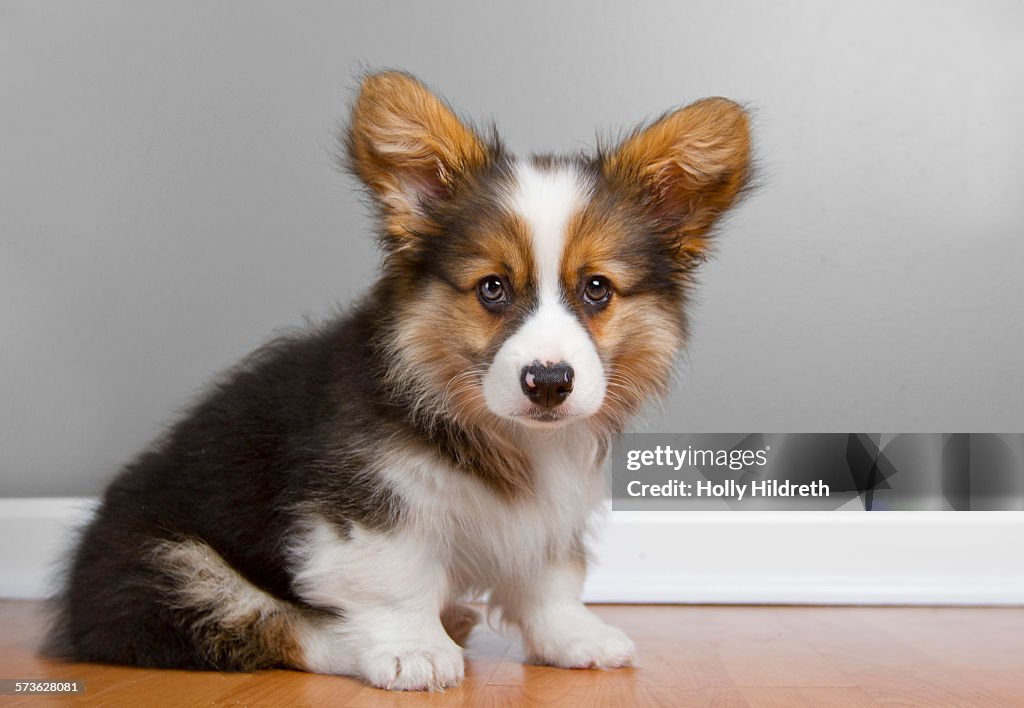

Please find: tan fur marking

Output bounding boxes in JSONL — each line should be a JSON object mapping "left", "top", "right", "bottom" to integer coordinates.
{"left": 348, "top": 72, "right": 489, "bottom": 243}
{"left": 605, "top": 97, "right": 751, "bottom": 254}
{"left": 440, "top": 604, "right": 481, "bottom": 647}
{"left": 387, "top": 213, "right": 533, "bottom": 425}
{"left": 382, "top": 212, "right": 537, "bottom": 498}
{"left": 562, "top": 208, "right": 646, "bottom": 294}
{"left": 446, "top": 214, "right": 533, "bottom": 292}
{"left": 153, "top": 539, "right": 308, "bottom": 671}
{"left": 597, "top": 296, "right": 682, "bottom": 429}
{"left": 560, "top": 207, "right": 684, "bottom": 431}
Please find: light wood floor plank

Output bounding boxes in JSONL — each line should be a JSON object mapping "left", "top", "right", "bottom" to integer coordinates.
{"left": 1, "top": 601, "right": 1021, "bottom": 706}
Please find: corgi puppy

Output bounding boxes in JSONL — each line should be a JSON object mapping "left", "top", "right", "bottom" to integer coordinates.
{"left": 45, "top": 71, "right": 751, "bottom": 691}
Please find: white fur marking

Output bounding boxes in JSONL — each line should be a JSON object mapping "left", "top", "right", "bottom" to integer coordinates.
{"left": 497, "top": 561, "right": 636, "bottom": 669}
{"left": 289, "top": 518, "right": 464, "bottom": 689}
{"left": 482, "top": 161, "right": 606, "bottom": 424}
{"left": 511, "top": 162, "right": 581, "bottom": 301}
{"left": 368, "top": 432, "right": 607, "bottom": 593}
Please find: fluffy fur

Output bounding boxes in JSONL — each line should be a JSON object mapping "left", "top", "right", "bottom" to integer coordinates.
{"left": 45, "top": 71, "right": 751, "bottom": 690}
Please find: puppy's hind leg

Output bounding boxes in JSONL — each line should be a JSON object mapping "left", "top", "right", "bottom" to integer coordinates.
{"left": 47, "top": 531, "right": 311, "bottom": 671}
{"left": 152, "top": 538, "right": 313, "bottom": 671}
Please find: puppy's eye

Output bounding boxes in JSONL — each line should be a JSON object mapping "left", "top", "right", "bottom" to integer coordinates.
{"left": 477, "top": 275, "right": 510, "bottom": 310}
{"left": 582, "top": 276, "right": 613, "bottom": 308}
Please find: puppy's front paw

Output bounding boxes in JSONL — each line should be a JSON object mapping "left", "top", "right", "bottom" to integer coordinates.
{"left": 529, "top": 619, "right": 636, "bottom": 669}
{"left": 361, "top": 641, "right": 465, "bottom": 691}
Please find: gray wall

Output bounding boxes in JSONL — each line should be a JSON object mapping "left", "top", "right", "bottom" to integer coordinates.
{"left": 2, "top": 1, "right": 1022, "bottom": 496}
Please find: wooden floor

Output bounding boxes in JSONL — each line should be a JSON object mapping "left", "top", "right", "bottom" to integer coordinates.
{"left": 1, "top": 601, "right": 1022, "bottom": 706}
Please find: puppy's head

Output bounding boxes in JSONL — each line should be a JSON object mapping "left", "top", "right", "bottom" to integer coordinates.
{"left": 348, "top": 72, "right": 751, "bottom": 432}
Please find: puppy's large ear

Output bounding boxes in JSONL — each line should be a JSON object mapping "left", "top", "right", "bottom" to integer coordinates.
{"left": 604, "top": 98, "right": 751, "bottom": 261}
{"left": 347, "top": 72, "right": 489, "bottom": 245}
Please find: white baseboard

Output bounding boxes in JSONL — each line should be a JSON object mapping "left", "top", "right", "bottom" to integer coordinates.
{"left": 585, "top": 510, "right": 1024, "bottom": 605}
{"left": 2, "top": 498, "right": 1022, "bottom": 605}
{"left": 0, "top": 498, "right": 98, "bottom": 600}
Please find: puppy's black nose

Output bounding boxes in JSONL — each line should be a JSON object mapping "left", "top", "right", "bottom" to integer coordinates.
{"left": 520, "top": 362, "right": 574, "bottom": 408}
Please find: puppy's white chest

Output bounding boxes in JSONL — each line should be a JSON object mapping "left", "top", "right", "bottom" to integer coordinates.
{"left": 443, "top": 429, "right": 607, "bottom": 589}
